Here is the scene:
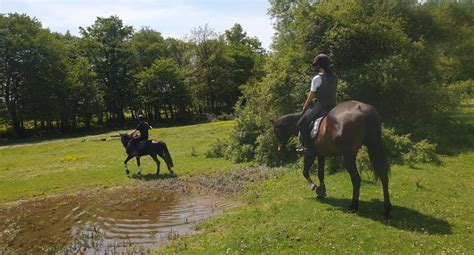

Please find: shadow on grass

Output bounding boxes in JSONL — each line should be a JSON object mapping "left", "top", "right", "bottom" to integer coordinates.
{"left": 130, "top": 172, "right": 177, "bottom": 180}
{"left": 317, "top": 197, "right": 452, "bottom": 235}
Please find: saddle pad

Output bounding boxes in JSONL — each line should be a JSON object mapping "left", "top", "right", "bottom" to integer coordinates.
{"left": 310, "top": 116, "right": 326, "bottom": 139}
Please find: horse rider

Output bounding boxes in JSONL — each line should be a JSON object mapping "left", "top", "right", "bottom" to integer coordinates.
{"left": 296, "top": 54, "right": 338, "bottom": 156}
{"left": 127, "top": 114, "right": 152, "bottom": 156}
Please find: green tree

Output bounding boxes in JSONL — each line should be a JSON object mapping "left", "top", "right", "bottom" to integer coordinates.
{"left": 0, "top": 14, "right": 68, "bottom": 136}
{"left": 130, "top": 28, "right": 166, "bottom": 70}
{"left": 80, "top": 16, "right": 135, "bottom": 126}
{"left": 230, "top": 0, "right": 473, "bottom": 164}
{"left": 224, "top": 24, "right": 266, "bottom": 112}
{"left": 189, "top": 25, "right": 234, "bottom": 115}
{"left": 136, "top": 58, "right": 190, "bottom": 121}
{"left": 65, "top": 53, "right": 103, "bottom": 129}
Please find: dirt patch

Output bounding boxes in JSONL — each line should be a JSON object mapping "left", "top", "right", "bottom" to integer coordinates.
{"left": 0, "top": 166, "right": 282, "bottom": 254}
{"left": 195, "top": 166, "right": 284, "bottom": 194}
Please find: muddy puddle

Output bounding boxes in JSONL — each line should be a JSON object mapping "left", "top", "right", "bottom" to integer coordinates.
{"left": 0, "top": 185, "right": 235, "bottom": 254}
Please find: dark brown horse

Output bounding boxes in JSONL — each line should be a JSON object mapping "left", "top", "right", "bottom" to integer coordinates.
{"left": 273, "top": 100, "right": 391, "bottom": 217}
{"left": 119, "top": 133, "right": 174, "bottom": 176}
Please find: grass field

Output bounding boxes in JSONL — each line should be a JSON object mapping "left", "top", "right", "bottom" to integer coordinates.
{"left": 157, "top": 101, "right": 474, "bottom": 254}
{"left": 161, "top": 152, "right": 473, "bottom": 254}
{"left": 0, "top": 121, "right": 247, "bottom": 203}
{"left": 0, "top": 102, "right": 473, "bottom": 254}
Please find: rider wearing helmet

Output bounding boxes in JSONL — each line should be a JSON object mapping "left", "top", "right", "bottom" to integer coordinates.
{"left": 296, "top": 54, "right": 338, "bottom": 156}
{"left": 127, "top": 114, "right": 152, "bottom": 155}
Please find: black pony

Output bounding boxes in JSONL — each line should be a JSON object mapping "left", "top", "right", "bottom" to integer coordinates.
{"left": 273, "top": 101, "right": 392, "bottom": 217}
{"left": 118, "top": 133, "right": 174, "bottom": 176}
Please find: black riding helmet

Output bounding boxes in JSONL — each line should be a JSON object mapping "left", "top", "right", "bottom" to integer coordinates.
{"left": 312, "top": 54, "right": 330, "bottom": 69}
{"left": 138, "top": 114, "right": 145, "bottom": 121}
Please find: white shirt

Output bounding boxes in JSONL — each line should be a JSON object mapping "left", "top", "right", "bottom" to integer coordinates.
{"left": 310, "top": 74, "right": 323, "bottom": 92}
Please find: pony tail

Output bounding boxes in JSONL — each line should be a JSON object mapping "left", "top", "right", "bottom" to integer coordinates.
{"left": 162, "top": 143, "right": 174, "bottom": 168}
{"left": 364, "top": 109, "right": 390, "bottom": 181}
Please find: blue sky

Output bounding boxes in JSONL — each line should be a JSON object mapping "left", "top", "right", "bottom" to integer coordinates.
{"left": 1, "top": 0, "right": 275, "bottom": 49}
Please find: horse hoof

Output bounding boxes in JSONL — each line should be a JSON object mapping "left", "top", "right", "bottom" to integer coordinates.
{"left": 138, "top": 172, "right": 141, "bottom": 177}
{"left": 316, "top": 186, "right": 326, "bottom": 198}
{"left": 346, "top": 205, "right": 358, "bottom": 213}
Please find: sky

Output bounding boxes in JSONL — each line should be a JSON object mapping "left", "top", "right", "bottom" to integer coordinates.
{"left": 1, "top": 0, "right": 275, "bottom": 50}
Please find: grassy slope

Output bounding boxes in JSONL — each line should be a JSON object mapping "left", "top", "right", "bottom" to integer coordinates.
{"left": 0, "top": 120, "right": 247, "bottom": 203}
{"left": 160, "top": 102, "right": 474, "bottom": 254}
{"left": 161, "top": 154, "right": 473, "bottom": 254}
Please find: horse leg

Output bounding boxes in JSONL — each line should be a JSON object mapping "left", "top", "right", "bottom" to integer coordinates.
{"left": 303, "top": 155, "right": 317, "bottom": 192}
{"left": 316, "top": 156, "right": 327, "bottom": 198}
{"left": 136, "top": 157, "right": 141, "bottom": 176}
{"left": 343, "top": 153, "right": 360, "bottom": 212}
{"left": 380, "top": 167, "right": 392, "bottom": 218}
{"left": 124, "top": 155, "right": 133, "bottom": 175}
{"left": 150, "top": 154, "right": 160, "bottom": 175}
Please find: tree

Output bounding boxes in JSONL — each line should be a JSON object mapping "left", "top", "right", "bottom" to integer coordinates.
{"left": 229, "top": 0, "right": 473, "bottom": 164}
{"left": 189, "top": 25, "right": 234, "bottom": 114}
{"left": 224, "top": 24, "right": 266, "bottom": 112}
{"left": 130, "top": 28, "right": 166, "bottom": 70}
{"left": 0, "top": 14, "right": 68, "bottom": 136}
{"left": 136, "top": 58, "right": 190, "bottom": 121}
{"left": 80, "top": 16, "right": 135, "bottom": 126}
{"left": 65, "top": 54, "right": 103, "bottom": 128}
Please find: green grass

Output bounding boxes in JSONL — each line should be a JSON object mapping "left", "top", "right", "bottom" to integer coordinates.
{"left": 161, "top": 152, "right": 473, "bottom": 254}
{"left": 0, "top": 120, "right": 247, "bottom": 203}
{"left": 157, "top": 101, "right": 474, "bottom": 254}
{"left": 1, "top": 103, "right": 473, "bottom": 254}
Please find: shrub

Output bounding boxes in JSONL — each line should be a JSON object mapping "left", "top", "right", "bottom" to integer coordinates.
{"left": 205, "top": 139, "right": 228, "bottom": 158}
{"left": 382, "top": 127, "right": 439, "bottom": 165}
{"left": 326, "top": 127, "right": 440, "bottom": 174}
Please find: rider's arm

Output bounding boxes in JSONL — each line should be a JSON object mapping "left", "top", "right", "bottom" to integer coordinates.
{"left": 130, "top": 123, "right": 141, "bottom": 135}
{"left": 303, "top": 92, "right": 316, "bottom": 112}
{"left": 303, "top": 75, "right": 321, "bottom": 112}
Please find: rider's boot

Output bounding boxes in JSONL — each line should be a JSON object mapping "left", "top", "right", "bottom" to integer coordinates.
{"left": 296, "top": 130, "right": 315, "bottom": 157}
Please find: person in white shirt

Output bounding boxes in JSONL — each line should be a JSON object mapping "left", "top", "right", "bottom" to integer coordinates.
{"left": 296, "top": 54, "right": 338, "bottom": 156}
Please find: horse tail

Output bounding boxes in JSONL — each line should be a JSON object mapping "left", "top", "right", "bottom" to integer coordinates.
{"left": 162, "top": 142, "right": 174, "bottom": 168}
{"left": 364, "top": 107, "right": 390, "bottom": 181}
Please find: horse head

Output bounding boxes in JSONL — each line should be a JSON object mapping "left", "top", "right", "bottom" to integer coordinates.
{"left": 272, "top": 112, "right": 301, "bottom": 152}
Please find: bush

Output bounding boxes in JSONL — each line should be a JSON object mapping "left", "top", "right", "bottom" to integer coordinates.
{"left": 382, "top": 127, "right": 440, "bottom": 165}
{"left": 205, "top": 139, "right": 228, "bottom": 158}
{"left": 230, "top": 144, "right": 255, "bottom": 163}
{"left": 326, "top": 127, "right": 440, "bottom": 174}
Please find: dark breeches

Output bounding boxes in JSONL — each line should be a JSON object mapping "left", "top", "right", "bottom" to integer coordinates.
{"left": 297, "top": 102, "right": 327, "bottom": 147}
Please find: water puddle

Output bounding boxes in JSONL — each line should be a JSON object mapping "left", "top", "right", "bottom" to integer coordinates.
{"left": 0, "top": 185, "right": 235, "bottom": 254}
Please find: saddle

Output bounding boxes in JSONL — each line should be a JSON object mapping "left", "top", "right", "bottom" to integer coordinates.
{"left": 310, "top": 115, "right": 326, "bottom": 139}
{"left": 128, "top": 140, "right": 150, "bottom": 156}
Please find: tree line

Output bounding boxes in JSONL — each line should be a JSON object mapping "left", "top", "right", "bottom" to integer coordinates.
{"left": 0, "top": 14, "right": 265, "bottom": 138}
